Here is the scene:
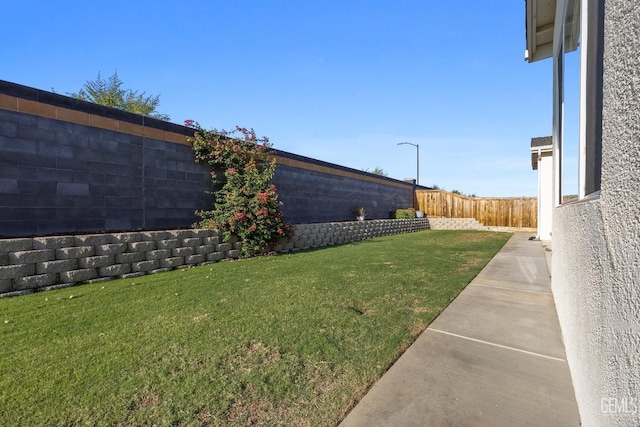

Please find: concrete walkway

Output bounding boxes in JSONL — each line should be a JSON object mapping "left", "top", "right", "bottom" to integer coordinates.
{"left": 340, "top": 232, "right": 580, "bottom": 426}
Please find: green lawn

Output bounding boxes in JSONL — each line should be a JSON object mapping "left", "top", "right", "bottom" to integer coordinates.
{"left": 0, "top": 230, "right": 510, "bottom": 426}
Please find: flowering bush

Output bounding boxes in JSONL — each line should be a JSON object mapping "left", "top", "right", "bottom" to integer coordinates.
{"left": 187, "top": 122, "right": 291, "bottom": 256}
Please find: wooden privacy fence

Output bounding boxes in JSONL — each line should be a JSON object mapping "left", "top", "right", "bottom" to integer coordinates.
{"left": 415, "top": 190, "right": 537, "bottom": 228}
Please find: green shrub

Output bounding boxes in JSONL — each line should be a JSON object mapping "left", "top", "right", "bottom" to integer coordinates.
{"left": 390, "top": 208, "right": 416, "bottom": 219}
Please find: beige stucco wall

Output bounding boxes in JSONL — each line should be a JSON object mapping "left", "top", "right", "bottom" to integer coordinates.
{"left": 537, "top": 152, "right": 553, "bottom": 240}
{"left": 553, "top": 0, "right": 640, "bottom": 425}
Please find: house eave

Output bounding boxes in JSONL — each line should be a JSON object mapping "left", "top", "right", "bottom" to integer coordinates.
{"left": 531, "top": 145, "right": 553, "bottom": 170}
{"left": 525, "top": 0, "right": 581, "bottom": 63}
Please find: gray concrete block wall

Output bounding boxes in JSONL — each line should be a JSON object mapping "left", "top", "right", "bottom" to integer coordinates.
{"left": 0, "top": 79, "right": 424, "bottom": 237}
{"left": 142, "top": 138, "right": 213, "bottom": 229}
{"left": 0, "top": 100, "right": 416, "bottom": 236}
{"left": 273, "top": 163, "right": 415, "bottom": 224}
{"left": 0, "top": 108, "right": 212, "bottom": 237}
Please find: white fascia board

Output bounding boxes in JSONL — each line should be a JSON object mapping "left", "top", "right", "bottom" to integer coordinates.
{"left": 530, "top": 144, "right": 554, "bottom": 153}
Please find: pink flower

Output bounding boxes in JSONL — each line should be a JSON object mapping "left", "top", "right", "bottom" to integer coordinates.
{"left": 228, "top": 168, "right": 237, "bottom": 175}
{"left": 184, "top": 119, "right": 194, "bottom": 128}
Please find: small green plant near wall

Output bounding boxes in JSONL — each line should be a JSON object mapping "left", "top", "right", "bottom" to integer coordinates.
{"left": 187, "top": 121, "right": 291, "bottom": 257}
{"left": 390, "top": 208, "right": 416, "bottom": 219}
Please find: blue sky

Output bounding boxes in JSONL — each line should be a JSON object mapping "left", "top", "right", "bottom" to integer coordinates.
{"left": 2, "top": 0, "right": 579, "bottom": 197}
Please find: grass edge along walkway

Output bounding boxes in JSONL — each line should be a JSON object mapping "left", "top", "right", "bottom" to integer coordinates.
{"left": 0, "top": 230, "right": 510, "bottom": 426}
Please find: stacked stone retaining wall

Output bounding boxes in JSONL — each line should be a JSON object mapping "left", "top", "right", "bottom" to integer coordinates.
{"left": 425, "top": 217, "right": 486, "bottom": 230}
{"left": 281, "top": 218, "right": 429, "bottom": 251}
{"left": 0, "top": 218, "right": 430, "bottom": 297}
{"left": 0, "top": 229, "right": 239, "bottom": 297}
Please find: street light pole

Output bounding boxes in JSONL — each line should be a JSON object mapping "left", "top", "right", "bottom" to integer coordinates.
{"left": 397, "top": 142, "right": 419, "bottom": 186}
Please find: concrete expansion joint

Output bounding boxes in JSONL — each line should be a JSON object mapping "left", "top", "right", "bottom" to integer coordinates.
{"left": 428, "top": 328, "right": 566, "bottom": 363}
{"left": 470, "top": 283, "right": 553, "bottom": 296}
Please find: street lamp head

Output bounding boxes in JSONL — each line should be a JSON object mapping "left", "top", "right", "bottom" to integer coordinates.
{"left": 397, "top": 142, "right": 420, "bottom": 185}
